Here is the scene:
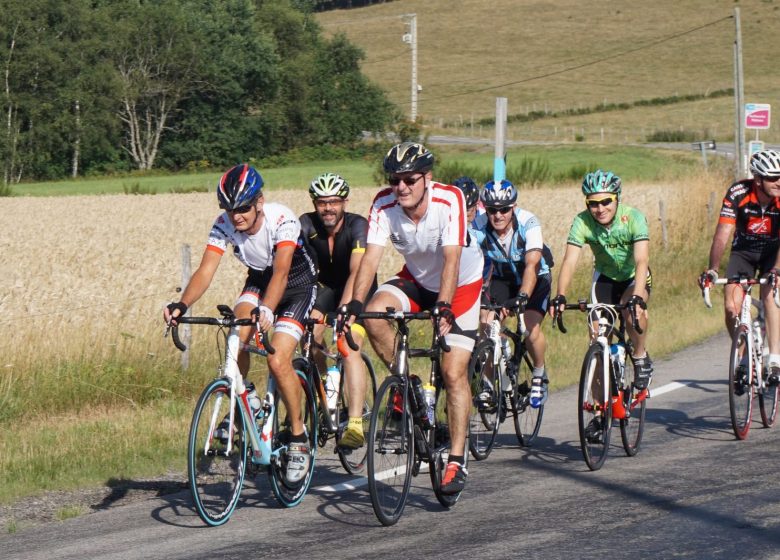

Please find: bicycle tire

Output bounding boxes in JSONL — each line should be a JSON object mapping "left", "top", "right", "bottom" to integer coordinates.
{"left": 619, "top": 356, "right": 646, "bottom": 456}
{"left": 337, "top": 352, "right": 378, "bottom": 474}
{"left": 513, "top": 349, "right": 544, "bottom": 447}
{"left": 728, "top": 330, "right": 754, "bottom": 440}
{"left": 578, "top": 344, "right": 612, "bottom": 471}
{"left": 188, "top": 377, "right": 246, "bottom": 526}
{"left": 430, "top": 381, "right": 468, "bottom": 508}
{"left": 268, "top": 369, "right": 317, "bottom": 507}
{"left": 467, "top": 340, "right": 501, "bottom": 460}
{"left": 759, "top": 377, "right": 779, "bottom": 428}
{"left": 367, "top": 375, "right": 414, "bottom": 526}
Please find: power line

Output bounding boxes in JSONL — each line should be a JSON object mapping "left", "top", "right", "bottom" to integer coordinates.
{"left": 400, "top": 15, "right": 734, "bottom": 105}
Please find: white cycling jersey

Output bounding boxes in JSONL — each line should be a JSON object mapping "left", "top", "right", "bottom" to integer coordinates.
{"left": 367, "top": 181, "right": 484, "bottom": 292}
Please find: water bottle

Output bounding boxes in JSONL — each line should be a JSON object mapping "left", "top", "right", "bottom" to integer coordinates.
{"left": 422, "top": 383, "right": 436, "bottom": 428}
{"left": 325, "top": 365, "right": 340, "bottom": 416}
{"left": 245, "top": 382, "right": 261, "bottom": 416}
{"left": 610, "top": 343, "right": 626, "bottom": 374}
{"left": 500, "top": 338, "right": 513, "bottom": 393}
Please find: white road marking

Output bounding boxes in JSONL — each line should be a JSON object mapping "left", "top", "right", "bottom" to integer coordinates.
{"left": 649, "top": 381, "right": 694, "bottom": 397}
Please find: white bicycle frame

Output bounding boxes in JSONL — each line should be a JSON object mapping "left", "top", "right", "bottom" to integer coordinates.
{"left": 584, "top": 304, "right": 623, "bottom": 408}
{"left": 485, "top": 309, "right": 526, "bottom": 376}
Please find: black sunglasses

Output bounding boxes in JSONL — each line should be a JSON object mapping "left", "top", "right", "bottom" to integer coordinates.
{"left": 486, "top": 206, "right": 512, "bottom": 215}
{"left": 586, "top": 196, "right": 616, "bottom": 209}
{"left": 388, "top": 175, "right": 423, "bottom": 187}
{"left": 226, "top": 203, "right": 255, "bottom": 214}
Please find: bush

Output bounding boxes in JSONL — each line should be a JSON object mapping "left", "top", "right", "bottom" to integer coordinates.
{"left": 0, "top": 183, "right": 13, "bottom": 197}
{"left": 123, "top": 182, "right": 158, "bottom": 195}
{"left": 645, "top": 130, "right": 699, "bottom": 142}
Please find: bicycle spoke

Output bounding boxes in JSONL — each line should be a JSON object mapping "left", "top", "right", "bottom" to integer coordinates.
{"left": 728, "top": 331, "right": 754, "bottom": 439}
{"left": 468, "top": 340, "right": 501, "bottom": 460}
{"left": 578, "top": 345, "right": 612, "bottom": 471}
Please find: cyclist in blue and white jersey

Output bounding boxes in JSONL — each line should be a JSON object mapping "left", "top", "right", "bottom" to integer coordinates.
{"left": 473, "top": 179, "right": 553, "bottom": 408}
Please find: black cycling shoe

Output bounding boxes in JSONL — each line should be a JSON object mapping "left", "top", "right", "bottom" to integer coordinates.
{"left": 767, "top": 366, "right": 780, "bottom": 388}
{"left": 584, "top": 416, "right": 604, "bottom": 444}
{"left": 632, "top": 355, "right": 654, "bottom": 390}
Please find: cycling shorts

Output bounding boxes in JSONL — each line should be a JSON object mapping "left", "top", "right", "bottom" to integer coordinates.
{"left": 591, "top": 269, "right": 652, "bottom": 305}
{"left": 725, "top": 249, "right": 777, "bottom": 280}
{"left": 374, "top": 270, "right": 481, "bottom": 352}
{"left": 236, "top": 278, "right": 317, "bottom": 342}
{"left": 482, "top": 274, "right": 552, "bottom": 315}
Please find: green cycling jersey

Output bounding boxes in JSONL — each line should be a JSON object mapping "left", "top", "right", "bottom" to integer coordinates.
{"left": 566, "top": 204, "right": 649, "bottom": 281}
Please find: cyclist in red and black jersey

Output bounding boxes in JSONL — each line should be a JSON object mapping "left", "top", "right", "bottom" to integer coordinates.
{"left": 299, "top": 173, "right": 377, "bottom": 449}
{"left": 701, "top": 150, "right": 780, "bottom": 383}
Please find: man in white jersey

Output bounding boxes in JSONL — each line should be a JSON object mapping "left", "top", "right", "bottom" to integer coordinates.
{"left": 340, "top": 142, "right": 483, "bottom": 496}
{"left": 164, "top": 163, "right": 318, "bottom": 484}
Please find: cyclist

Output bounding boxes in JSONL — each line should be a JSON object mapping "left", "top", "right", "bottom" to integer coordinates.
{"left": 452, "top": 176, "right": 482, "bottom": 226}
{"left": 473, "top": 179, "right": 553, "bottom": 408}
{"left": 701, "top": 150, "right": 780, "bottom": 386}
{"left": 163, "top": 163, "right": 318, "bottom": 484}
{"left": 550, "top": 169, "right": 652, "bottom": 403}
{"left": 340, "top": 142, "right": 483, "bottom": 495}
{"left": 299, "top": 172, "right": 377, "bottom": 449}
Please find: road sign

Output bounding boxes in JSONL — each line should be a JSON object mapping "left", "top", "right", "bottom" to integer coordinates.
{"left": 745, "top": 103, "right": 771, "bottom": 130}
{"left": 748, "top": 140, "right": 765, "bottom": 155}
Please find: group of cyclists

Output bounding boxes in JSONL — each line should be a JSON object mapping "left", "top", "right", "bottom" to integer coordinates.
{"left": 163, "top": 139, "right": 780, "bottom": 503}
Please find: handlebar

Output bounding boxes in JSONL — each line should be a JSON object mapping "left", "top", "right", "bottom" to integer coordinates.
{"left": 348, "top": 308, "right": 451, "bottom": 353}
{"left": 166, "top": 314, "right": 275, "bottom": 354}
{"left": 701, "top": 275, "right": 780, "bottom": 309}
{"left": 552, "top": 299, "right": 642, "bottom": 335}
{"left": 480, "top": 301, "right": 527, "bottom": 334}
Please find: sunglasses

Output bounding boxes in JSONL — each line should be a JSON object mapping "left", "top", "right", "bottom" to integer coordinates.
{"left": 389, "top": 174, "right": 424, "bottom": 187}
{"left": 486, "top": 206, "right": 513, "bottom": 215}
{"left": 314, "top": 198, "right": 345, "bottom": 208}
{"left": 762, "top": 175, "right": 780, "bottom": 183}
{"left": 226, "top": 203, "right": 255, "bottom": 214}
{"left": 586, "top": 196, "right": 616, "bottom": 209}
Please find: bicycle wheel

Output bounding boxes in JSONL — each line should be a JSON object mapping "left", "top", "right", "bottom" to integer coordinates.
{"left": 367, "top": 375, "right": 414, "bottom": 526}
{"left": 337, "top": 352, "right": 378, "bottom": 474}
{"left": 578, "top": 345, "right": 612, "bottom": 471}
{"left": 728, "top": 330, "right": 754, "bottom": 440}
{"left": 759, "top": 374, "right": 779, "bottom": 428}
{"left": 619, "top": 356, "right": 646, "bottom": 456}
{"left": 188, "top": 377, "right": 246, "bottom": 526}
{"left": 467, "top": 340, "right": 501, "bottom": 460}
{"left": 268, "top": 369, "right": 317, "bottom": 507}
{"left": 513, "top": 349, "right": 544, "bottom": 447}
{"left": 430, "top": 381, "right": 468, "bottom": 508}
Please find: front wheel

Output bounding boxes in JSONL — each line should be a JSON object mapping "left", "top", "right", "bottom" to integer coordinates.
{"left": 337, "top": 352, "right": 378, "bottom": 474}
{"left": 367, "top": 375, "right": 414, "bottom": 526}
{"left": 268, "top": 369, "right": 317, "bottom": 507}
{"left": 467, "top": 340, "right": 501, "bottom": 460}
{"left": 619, "top": 357, "right": 646, "bottom": 456}
{"left": 728, "top": 330, "right": 754, "bottom": 440}
{"left": 578, "top": 344, "right": 612, "bottom": 471}
{"left": 188, "top": 377, "right": 246, "bottom": 526}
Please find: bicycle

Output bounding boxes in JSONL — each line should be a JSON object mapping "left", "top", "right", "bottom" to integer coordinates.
{"left": 467, "top": 300, "right": 544, "bottom": 461}
{"left": 701, "top": 275, "right": 779, "bottom": 439}
{"left": 350, "top": 308, "right": 466, "bottom": 526}
{"left": 553, "top": 300, "right": 648, "bottom": 471}
{"left": 167, "top": 305, "right": 317, "bottom": 526}
{"left": 297, "top": 314, "right": 377, "bottom": 474}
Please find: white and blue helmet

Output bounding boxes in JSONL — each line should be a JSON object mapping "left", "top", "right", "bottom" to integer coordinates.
{"left": 480, "top": 179, "right": 517, "bottom": 208}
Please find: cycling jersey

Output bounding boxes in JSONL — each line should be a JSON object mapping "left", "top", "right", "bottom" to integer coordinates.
{"left": 718, "top": 179, "right": 780, "bottom": 254}
{"left": 566, "top": 204, "right": 649, "bottom": 282}
{"left": 366, "top": 181, "right": 484, "bottom": 292}
{"left": 299, "top": 211, "right": 377, "bottom": 294}
{"left": 207, "top": 202, "right": 317, "bottom": 292}
{"left": 473, "top": 208, "right": 552, "bottom": 284}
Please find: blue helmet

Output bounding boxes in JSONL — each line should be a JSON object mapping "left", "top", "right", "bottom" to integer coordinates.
{"left": 217, "top": 164, "right": 264, "bottom": 210}
{"left": 452, "top": 176, "right": 479, "bottom": 208}
{"left": 480, "top": 179, "right": 517, "bottom": 208}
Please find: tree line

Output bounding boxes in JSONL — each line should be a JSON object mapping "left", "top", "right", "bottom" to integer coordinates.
{"left": 1, "top": 0, "right": 396, "bottom": 184}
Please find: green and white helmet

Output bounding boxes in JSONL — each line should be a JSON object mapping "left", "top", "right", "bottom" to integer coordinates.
{"left": 309, "top": 172, "right": 350, "bottom": 200}
{"left": 581, "top": 169, "right": 622, "bottom": 198}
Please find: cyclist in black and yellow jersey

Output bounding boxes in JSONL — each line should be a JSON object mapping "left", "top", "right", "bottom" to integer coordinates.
{"left": 299, "top": 173, "right": 377, "bottom": 448}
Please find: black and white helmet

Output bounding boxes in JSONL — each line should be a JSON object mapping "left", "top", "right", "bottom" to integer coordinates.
{"left": 383, "top": 142, "right": 434, "bottom": 175}
{"left": 750, "top": 150, "right": 780, "bottom": 178}
{"left": 309, "top": 173, "right": 349, "bottom": 200}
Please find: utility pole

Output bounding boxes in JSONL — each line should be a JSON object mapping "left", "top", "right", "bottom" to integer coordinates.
{"left": 402, "top": 13, "right": 418, "bottom": 122}
{"left": 494, "top": 97, "right": 507, "bottom": 182}
{"left": 734, "top": 7, "right": 746, "bottom": 178}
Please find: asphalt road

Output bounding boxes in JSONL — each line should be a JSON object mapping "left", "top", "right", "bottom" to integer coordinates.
{"left": 4, "top": 331, "right": 780, "bottom": 560}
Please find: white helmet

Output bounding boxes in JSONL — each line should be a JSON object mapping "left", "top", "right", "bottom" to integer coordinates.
{"left": 309, "top": 173, "right": 349, "bottom": 200}
{"left": 750, "top": 150, "right": 780, "bottom": 178}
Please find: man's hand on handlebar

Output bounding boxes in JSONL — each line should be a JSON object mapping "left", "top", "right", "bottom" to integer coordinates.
{"left": 164, "top": 301, "right": 188, "bottom": 326}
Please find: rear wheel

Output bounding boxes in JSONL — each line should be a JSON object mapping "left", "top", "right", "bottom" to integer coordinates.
{"left": 759, "top": 378, "right": 779, "bottom": 428}
{"left": 728, "top": 330, "right": 754, "bottom": 440}
{"left": 367, "top": 375, "right": 413, "bottom": 526}
{"left": 188, "top": 378, "right": 246, "bottom": 526}
{"left": 337, "top": 352, "right": 378, "bottom": 474}
{"left": 268, "top": 370, "right": 317, "bottom": 507}
{"left": 578, "top": 345, "right": 612, "bottom": 471}
{"left": 513, "top": 350, "right": 544, "bottom": 447}
{"left": 467, "top": 340, "right": 501, "bottom": 460}
{"left": 619, "top": 356, "right": 646, "bottom": 456}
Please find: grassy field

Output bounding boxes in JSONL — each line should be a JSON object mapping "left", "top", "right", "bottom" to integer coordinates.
{"left": 0, "top": 159, "right": 730, "bottom": 516}
{"left": 317, "top": 0, "right": 780, "bottom": 143}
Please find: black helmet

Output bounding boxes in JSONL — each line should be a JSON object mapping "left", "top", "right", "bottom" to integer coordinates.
{"left": 217, "top": 164, "right": 263, "bottom": 210}
{"left": 383, "top": 142, "right": 434, "bottom": 175}
{"left": 452, "top": 176, "right": 479, "bottom": 208}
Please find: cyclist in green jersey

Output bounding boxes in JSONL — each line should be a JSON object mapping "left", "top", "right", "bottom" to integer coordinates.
{"left": 550, "top": 169, "right": 653, "bottom": 390}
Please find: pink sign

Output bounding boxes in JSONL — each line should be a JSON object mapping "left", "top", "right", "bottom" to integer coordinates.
{"left": 745, "top": 103, "right": 771, "bottom": 130}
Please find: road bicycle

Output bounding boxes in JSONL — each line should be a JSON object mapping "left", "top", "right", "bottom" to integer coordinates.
{"left": 297, "top": 314, "right": 377, "bottom": 474}
{"left": 468, "top": 300, "right": 544, "bottom": 461}
{"left": 167, "top": 305, "right": 317, "bottom": 526}
{"left": 701, "top": 275, "right": 779, "bottom": 439}
{"left": 351, "top": 308, "right": 467, "bottom": 526}
{"left": 554, "top": 300, "right": 648, "bottom": 471}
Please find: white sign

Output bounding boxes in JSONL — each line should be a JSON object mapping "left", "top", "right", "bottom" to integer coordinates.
{"left": 749, "top": 140, "right": 765, "bottom": 155}
{"left": 745, "top": 103, "right": 771, "bottom": 130}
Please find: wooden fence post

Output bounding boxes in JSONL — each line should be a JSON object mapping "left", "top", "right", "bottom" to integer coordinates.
{"left": 659, "top": 200, "right": 669, "bottom": 250}
{"left": 180, "top": 244, "right": 192, "bottom": 370}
